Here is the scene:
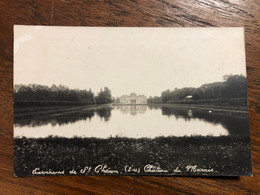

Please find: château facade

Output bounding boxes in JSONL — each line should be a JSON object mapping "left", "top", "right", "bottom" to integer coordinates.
{"left": 119, "top": 93, "right": 147, "bottom": 105}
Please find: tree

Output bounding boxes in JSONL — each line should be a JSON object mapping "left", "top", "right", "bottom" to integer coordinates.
{"left": 95, "top": 87, "right": 112, "bottom": 104}
{"left": 161, "top": 90, "right": 171, "bottom": 103}
{"left": 157, "top": 74, "right": 247, "bottom": 102}
{"left": 224, "top": 74, "right": 247, "bottom": 98}
{"left": 14, "top": 84, "right": 95, "bottom": 103}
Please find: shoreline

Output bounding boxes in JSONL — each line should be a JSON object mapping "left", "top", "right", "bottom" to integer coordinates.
{"left": 14, "top": 103, "right": 113, "bottom": 119}
{"left": 148, "top": 103, "right": 249, "bottom": 114}
{"left": 14, "top": 102, "right": 249, "bottom": 120}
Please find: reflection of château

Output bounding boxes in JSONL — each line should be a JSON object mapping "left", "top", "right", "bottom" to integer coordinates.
{"left": 117, "top": 105, "right": 147, "bottom": 115}
{"left": 119, "top": 93, "right": 147, "bottom": 105}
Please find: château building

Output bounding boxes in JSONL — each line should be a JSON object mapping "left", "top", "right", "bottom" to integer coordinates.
{"left": 119, "top": 93, "right": 147, "bottom": 105}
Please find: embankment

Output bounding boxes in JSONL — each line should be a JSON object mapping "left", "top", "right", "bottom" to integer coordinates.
{"left": 149, "top": 103, "right": 249, "bottom": 114}
{"left": 14, "top": 103, "right": 112, "bottom": 120}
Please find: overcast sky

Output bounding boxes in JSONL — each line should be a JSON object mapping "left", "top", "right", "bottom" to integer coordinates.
{"left": 14, "top": 26, "right": 246, "bottom": 97}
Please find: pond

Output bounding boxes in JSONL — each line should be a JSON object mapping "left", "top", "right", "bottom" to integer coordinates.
{"left": 14, "top": 105, "right": 250, "bottom": 138}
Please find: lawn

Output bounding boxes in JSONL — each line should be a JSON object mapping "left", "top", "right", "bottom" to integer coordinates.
{"left": 14, "top": 136, "right": 252, "bottom": 177}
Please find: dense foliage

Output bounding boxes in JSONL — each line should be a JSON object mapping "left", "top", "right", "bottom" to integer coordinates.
{"left": 14, "top": 84, "right": 113, "bottom": 104}
{"left": 149, "top": 74, "right": 247, "bottom": 103}
{"left": 95, "top": 87, "right": 112, "bottom": 104}
{"left": 147, "top": 96, "right": 162, "bottom": 104}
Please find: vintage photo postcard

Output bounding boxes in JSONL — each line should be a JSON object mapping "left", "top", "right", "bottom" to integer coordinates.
{"left": 14, "top": 26, "right": 252, "bottom": 177}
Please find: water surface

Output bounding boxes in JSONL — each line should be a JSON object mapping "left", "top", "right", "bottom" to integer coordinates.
{"left": 14, "top": 105, "right": 250, "bottom": 138}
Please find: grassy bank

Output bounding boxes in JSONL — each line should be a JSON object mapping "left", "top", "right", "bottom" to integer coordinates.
{"left": 14, "top": 136, "right": 252, "bottom": 177}
{"left": 149, "top": 103, "right": 249, "bottom": 114}
{"left": 14, "top": 104, "right": 112, "bottom": 120}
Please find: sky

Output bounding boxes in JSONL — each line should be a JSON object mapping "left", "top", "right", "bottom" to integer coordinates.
{"left": 14, "top": 26, "right": 247, "bottom": 97}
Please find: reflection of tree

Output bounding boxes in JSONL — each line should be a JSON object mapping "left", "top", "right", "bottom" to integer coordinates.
{"left": 161, "top": 106, "right": 250, "bottom": 136}
{"left": 15, "top": 109, "right": 95, "bottom": 127}
{"left": 148, "top": 105, "right": 161, "bottom": 110}
{"left": 161, "top": 107, "right": 193, "bottom": 121}
{"left": 95, "top": 107, "right": 112, "bottom": 121}
{"left": 15, "top": 106, "right": 114, "bottom": 127}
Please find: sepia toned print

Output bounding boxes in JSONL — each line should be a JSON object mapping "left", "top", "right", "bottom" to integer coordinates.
{"left": 14, "top": 26, "right": 251, "bottom": 177}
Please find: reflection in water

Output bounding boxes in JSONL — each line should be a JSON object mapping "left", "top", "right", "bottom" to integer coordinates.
{"left": 117, "top": 105, "right": 147, "bottom": 115}
{"left": 15, "top": 109, "right": 95, "bottom": 128}
{"left": 14, "top": 105, "right": 250, "bottom": 138}
{"left": 161, "top": 106, "right": 250, "bottom": 136}
{"left": 95, "top": 107, "right": 112, "bottom": 121}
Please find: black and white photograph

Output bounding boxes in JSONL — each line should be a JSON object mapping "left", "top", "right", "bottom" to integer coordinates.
{"left": 14, "top": 26, "right": 252, "bottom": 177}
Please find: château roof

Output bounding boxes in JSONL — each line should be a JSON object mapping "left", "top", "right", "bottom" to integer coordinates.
{"left": 119, "top": 93, "right": 146, "bottom": 99}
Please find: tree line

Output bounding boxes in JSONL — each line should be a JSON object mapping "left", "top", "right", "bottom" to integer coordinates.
{"left": 14, "top": 84, "right": 112, "bottom": 105}
{"left": 148, "top": 74, "right": 247, "bottom": 104}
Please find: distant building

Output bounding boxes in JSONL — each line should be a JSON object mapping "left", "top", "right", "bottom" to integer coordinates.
{"left": 184, "top": 95, "right": 193, "bottom": 100}
{"left": 119, "top": 93, "right": 147, "bottom": 105}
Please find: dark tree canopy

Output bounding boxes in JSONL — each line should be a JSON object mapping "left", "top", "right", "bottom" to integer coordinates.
{"left": 14, "top": 84, "right": 95, "bottom": 103}
{"left": 95, "top": 87, "right": 113, "bottom": 104}
{"left": 150, "top": 74, "right": 247, "bottom": 103}
{"left": 147, "top": 96, "right": 162, "bottom": 104}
